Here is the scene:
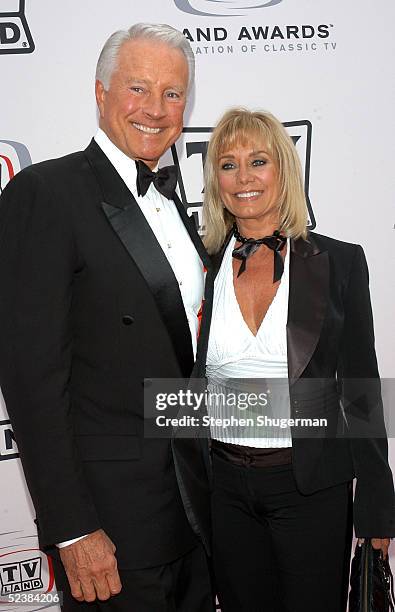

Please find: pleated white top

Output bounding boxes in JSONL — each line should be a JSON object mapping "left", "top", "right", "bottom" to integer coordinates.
{"left": 206, "top": 235, "right": 292, "bottom": 447}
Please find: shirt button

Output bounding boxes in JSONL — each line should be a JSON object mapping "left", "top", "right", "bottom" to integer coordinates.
{"left": 122, "top": 315, "right": 134, "bottom": 326}
{"left": 179, "top": 281, "right": 183, "bottom": 286}
{"left": 156, "top": 208, "right": 161, "bottom": 212}
{"left": 167, "top": 242, "right": 172, "bottom": 249}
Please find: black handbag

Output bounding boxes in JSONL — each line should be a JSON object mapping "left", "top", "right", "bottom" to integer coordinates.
{"left": 349, "top": 540, "right": 395, "bottom": 611}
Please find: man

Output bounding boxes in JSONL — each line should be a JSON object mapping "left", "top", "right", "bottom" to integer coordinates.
{"left": 0, "top": 23, "right": 213, "bottom": 611}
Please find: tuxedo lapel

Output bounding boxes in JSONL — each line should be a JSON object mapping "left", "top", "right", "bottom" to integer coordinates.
{"left": 172, "top": 193, "right": 211, "bottom": 271}
{"left": 192, "top": 264, "right": 214, "bottom": 378}
{"left": 287, "top": 235, "right": 329, "bottom": 383}
{"left": 191, "top": 231, "right": 231, "bottom": 378}
{"left": 85, "top": 139, "right": 194, "bottom": 378}
{"left": 212, "top": 231, "right": 233, "bottom": 278}
{"left": 171, "top": 194, "right": 213, "bottom": 378}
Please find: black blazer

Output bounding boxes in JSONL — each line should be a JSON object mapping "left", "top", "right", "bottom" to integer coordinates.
{"left": 0, "top": 140, "right": 213, "bottom": 568}
{"left": 194, "top": 231, "right": 395, "bottom": 538}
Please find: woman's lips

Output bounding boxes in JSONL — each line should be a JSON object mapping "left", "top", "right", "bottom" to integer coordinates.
{"left": 234, "top": 191, "right": 262, "bottom": 200}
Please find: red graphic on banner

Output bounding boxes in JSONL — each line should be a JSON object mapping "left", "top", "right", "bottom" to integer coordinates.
{"left": 0, "top": 548, "right": 55, "bottom": 600}
{"left": 0, "top": 139, "right": 32, "bottom": 194}
{"left": 0, "top": 154, "right": 15, "bottom": 181}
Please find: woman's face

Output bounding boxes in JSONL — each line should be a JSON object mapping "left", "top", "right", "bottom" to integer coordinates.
{"left": 217, "top": 138, "right": 280, "bottom": 225}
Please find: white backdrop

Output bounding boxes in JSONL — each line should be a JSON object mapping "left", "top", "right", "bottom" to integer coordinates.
{"left": 0, "top": 1, "right": 394, "bottom": 610}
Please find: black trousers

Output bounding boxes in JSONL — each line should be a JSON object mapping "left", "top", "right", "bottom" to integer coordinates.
{"left": 52, "top": 543, "right": 214, "bottom": 612}
{"left": 211, "top": 454, "right": 353, "bottom": 612}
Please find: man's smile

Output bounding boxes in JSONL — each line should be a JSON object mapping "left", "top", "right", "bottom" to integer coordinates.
{"left": 132, "top": 122, "right": 163, "bottom": 134}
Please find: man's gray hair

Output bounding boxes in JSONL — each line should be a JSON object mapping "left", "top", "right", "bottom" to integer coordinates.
{"left": 96, "top": 23, "right": 195, "bottom": 92}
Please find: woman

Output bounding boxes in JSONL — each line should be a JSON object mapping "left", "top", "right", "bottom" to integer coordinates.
{"left": 199, "top": 108, "right": 394, "bottom": 612}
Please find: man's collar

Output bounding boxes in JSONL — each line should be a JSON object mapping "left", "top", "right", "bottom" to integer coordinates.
{"left": 94, "top": 129, "right": 159, "bottom": 196}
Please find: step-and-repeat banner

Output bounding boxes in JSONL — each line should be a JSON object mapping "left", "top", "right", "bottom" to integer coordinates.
{"left": 1, "top": 1, "right": 394, "bottom": 610}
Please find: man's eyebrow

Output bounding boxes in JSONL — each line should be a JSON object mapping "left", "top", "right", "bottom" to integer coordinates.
{"left": 169, "top": 85, "right": 185, "bottom": 92}
{"left": 125, "top": 78, "right": 186, "bottom": 93}
{"left": 126, "top": 77, "right": 149, "bottom": 85}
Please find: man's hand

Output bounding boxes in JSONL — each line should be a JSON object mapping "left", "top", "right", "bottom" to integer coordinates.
{"left": 59, "top": 529, "right": 122, "bottom": 602}
{"left": 357, "top": 538, "right": 391, "bottom": 559}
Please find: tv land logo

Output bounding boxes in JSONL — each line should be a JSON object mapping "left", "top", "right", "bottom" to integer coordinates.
{"left": 0, "top": 419, "right": 19, "bottom": 460}
{"left": 171, "top": 120, "right": 316, "bottom": 232}
{"left": 0, "top": 140, "right": 32, "bottom": 194}
{"left": 0, "top": 0, "right": 34, "bottom": 55}
{"left": 174, "top": 0, "right": 283, "bottom": 17}
{"left": 0, "top": 549, "right": 54, "bottom": 599}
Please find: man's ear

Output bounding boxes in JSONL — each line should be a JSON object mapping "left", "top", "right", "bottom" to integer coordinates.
{"left": 95, "top": 80, "right": 106, "bottom": 118}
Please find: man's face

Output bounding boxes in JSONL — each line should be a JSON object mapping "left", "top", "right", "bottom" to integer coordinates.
{"left": 96, "top": 38, "right": 189, "bottom": 169}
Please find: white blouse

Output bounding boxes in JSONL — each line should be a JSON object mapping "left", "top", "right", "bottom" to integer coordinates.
{"left": 206, "top": 235, "right": 292, "bottom": 448}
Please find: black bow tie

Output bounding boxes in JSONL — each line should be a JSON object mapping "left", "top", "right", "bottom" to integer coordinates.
{"left": 232, "top": 223, "right": 287, "bottom": 282}
{"left": 135, "top": 160, "right": 178, "bottom": 200}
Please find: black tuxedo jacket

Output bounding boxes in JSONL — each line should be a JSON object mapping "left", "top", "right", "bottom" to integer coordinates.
{"left": 194, "top": 231, "right": 395, "bottom": 537}
{"left": 0, "top": 140, "right": 213, "bottom": 568}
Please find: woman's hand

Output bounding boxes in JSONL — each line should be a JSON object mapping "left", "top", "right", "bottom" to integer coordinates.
{"left": 358, "top": 538, "right": 391, "bottom": 559}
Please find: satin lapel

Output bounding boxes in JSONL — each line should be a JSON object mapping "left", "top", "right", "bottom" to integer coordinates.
{"left": 192, "top": 231, "right": 232, "bottom": 378}
{"left": 172, "top": 193, "right": 211, "bottom": 271}
{"left": 212, "top": 231, "right": 233, "bottom": 279}
{"left": 85, "top": 139, "right": 194, "bottom": 378}
{"left": 170, "top": 193, "right": 213, "bottom": 378}
{"left": 287, "top": 235, "right": 329, "bottom": 383}
{"left": 192, "top": 263, "right": 214, "bottom": 378}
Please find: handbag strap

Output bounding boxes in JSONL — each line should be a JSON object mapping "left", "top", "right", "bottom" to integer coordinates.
{"left": 382, "top": 556, "right": 395, "bottom": 611}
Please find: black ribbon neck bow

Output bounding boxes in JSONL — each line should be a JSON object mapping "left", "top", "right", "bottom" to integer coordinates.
{"left": 135, "top": 160, "right": 178, "bottom": 200}
{"left": 232, "top": 223, "right": 287, "bottom": 282}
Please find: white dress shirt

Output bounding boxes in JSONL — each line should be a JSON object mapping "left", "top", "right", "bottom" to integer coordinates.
{"left": 58, "top": 130, "right": 204, "bottom": 548}
{"left": 206, "top": 235, "right": 292, "bottom": 448}
{"left": 95, "top": 129, "right": 204, "bottom": 359}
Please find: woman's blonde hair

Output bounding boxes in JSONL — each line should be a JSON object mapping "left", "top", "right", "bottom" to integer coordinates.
{"left": 203, "top": 107, "right": 308, "bottom": 254}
